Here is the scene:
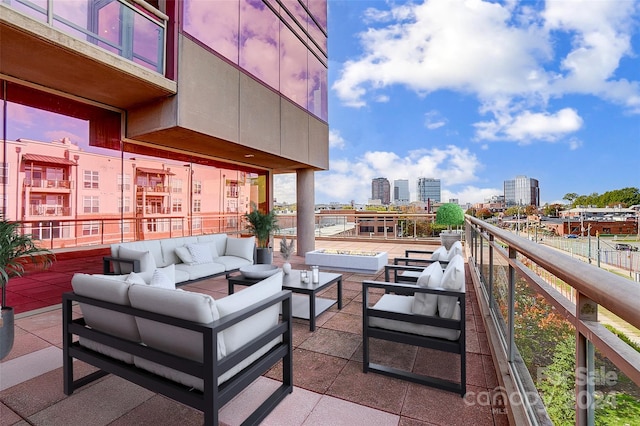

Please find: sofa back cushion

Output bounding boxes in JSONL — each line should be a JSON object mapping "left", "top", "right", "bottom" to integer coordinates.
{"left": 197, "top": 234, "right": 228, "bottom": 259}
{"left": 215, "top": 270, "right": 282, "bottom": 355}
{"left": 412, "top": 261, "right": 443, "bottom": 316}
{"left": 438, "top": 254, "right": 465, "bottom": 319}
{"left": 72, "top": 273, "right": 141, "bottom": 363}
{"left": 224, "top": 236, "right": 255, "bottom": 263}
{"left": 128, "top": 285, "right": 225, "bottom": 360}
{"left": 160, "top": 236, "right": 199, "bottom": 266}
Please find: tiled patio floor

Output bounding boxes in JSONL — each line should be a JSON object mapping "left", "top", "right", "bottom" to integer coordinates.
{"left": 0, "top": 240, "right": 510, "bottom": 425}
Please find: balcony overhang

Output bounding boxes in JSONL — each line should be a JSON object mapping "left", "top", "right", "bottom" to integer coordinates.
{"left": 0, "top": 5, "right": 176, "bottom": 110}
{"left": 129, "top": 127, "right": 317, "bottom": 173}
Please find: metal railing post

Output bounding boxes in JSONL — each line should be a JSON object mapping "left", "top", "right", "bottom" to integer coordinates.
{"left": 508, "top": 246, "right": 516, "bottom": 362}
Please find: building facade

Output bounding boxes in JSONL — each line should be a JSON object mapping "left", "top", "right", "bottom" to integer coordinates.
{"left": 1, "top": 0, "right": 328, "bottom": 253}
{"left": 371, "top": 177, "right": 390, "bottom": 205}
{"left": 393, "top": 179, "right": 409, "bottom": 205}
{"left": 504, "top": 175, "right": 540, "bottom": 207}
{"left": 417, "top": 177, "right": 441, "bottom": 203}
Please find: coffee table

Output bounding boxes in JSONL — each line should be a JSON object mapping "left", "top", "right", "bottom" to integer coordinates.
{"left": 228, "top": 269, "right": 342, "bottom": 331}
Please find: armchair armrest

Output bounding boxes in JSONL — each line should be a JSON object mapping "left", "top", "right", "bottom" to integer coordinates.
{"left": 102, "top": 256, "right": 141, "bottom": 275}
{"left": 404, "top": 249, "right": 436, "bottom": 257}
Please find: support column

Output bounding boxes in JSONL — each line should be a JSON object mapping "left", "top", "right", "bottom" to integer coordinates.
{"left": 296, "top": 169, "right": 315, "bottom": 256}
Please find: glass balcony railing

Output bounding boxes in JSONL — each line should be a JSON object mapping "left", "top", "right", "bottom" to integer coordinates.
{"left": 4, "top": 0, "right": 166, "bottom": 74}
{"left": 466, "top": 215, "right": 640, "bottom": 424}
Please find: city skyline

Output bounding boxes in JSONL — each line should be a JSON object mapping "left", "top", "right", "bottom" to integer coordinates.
{"left": 274, "top": 0, "right": 640, "bottom": 207}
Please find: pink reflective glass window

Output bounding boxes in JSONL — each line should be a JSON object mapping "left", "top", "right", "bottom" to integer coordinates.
{"left": 307, "top": 17, "right": 327, "bottom": 54}
{"left": 133, "top": 12, "right": 162, "bottom": 71}
{"left": 239, "top": 0, "right": 280, "bottom": 90}
{"left": 307, "top": 0, "right": 327, "bottom": 32}
{"left": 183, "top": 0, "right": 240, "bottom": 64}
{"left": 97, "top": 1, "right": 122, "bottom": 55}
{"left": 280, "top": 21, "right": 308, "bottom": 109}
{"left": 308, "top": 52, "right": 327, "bottom": 121}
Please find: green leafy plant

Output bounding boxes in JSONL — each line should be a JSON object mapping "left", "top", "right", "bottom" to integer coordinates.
{"left": 279, "top": 236, "right": 295, "bottom": 261}
{"left": 1, "top": 219, "right": 54, "bottom": 308}
{"left": 435, "top": 203, "right": 465, "bottom": 231}
{"left": 243, "top": 204, "right": 280, "bottom": 249}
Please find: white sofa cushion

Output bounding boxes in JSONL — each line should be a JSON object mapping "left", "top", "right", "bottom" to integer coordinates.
{"left": 174, "top": 246, "right": 194, "bottom": 265}
{"left": 213, "top": 256, "right": 253, "bottom": 271}
{"left": 71, "top": 273, "right": 140, "bottom": 363}
{"left": 197, "top": 234, "right": 228, "bottom": 258}
{"left": 126, "top": 272, "right": 147, "bottom": 285}
{"left": 150, "top": 264, "right": 176, "bottom": 289}
{"left": 224, "top": 236, "right": 255, "bottom": 262}
{"left": 159, "top": 236, "right": 199, "bottom": 266}
{"left": 370, "top": 294, "right": 461, "bottom": 341}
{"left": 438, "top": 255, "right": 465, "bottom": 319}
{"left": 412, "top": 261, "right": 443, "bottom": 316}
{"left": 129, "top": 285, "right": 225, "bottom": 359}
{"left": 187, "top": 243, "right": 214, "bottom": 264}
{"left": 174, "top": 262, "right": 226, "bottom": 281}
{"left": 215, "top": 271, "right": 282, "bottom": 355}
{"left": 117, "top": 247, "right": 157, "bottom": 281}
{"left": 430, "top": 246, "right": 448, "bottom": 261}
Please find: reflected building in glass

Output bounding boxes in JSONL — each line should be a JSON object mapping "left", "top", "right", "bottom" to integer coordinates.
{"left": 0, "top": 0, "right": 328, "bottom": 252}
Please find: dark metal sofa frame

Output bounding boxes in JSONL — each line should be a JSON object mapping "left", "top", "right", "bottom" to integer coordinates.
{"left": 63, "top": 290, "right": 293, "bottom": 425}
{"left": 362, "top": 271, "right": 466, "bottom": 396}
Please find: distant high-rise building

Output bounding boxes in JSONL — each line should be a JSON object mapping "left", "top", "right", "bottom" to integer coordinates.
{"left": 372, "top": 177, "right": 391, "bottom": 205}
{"left": 504, "top": 175, "right": 540, "bottom": 207}
{"left": 417, "top": 178, "right": 441, "bottom": 203}
{"left": 393, "top": 179, "right": 410, "bottom": 204}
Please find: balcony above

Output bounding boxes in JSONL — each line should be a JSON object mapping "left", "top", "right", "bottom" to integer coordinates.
{"left": 0, "top": 4, "right": 176, "bottom": 110}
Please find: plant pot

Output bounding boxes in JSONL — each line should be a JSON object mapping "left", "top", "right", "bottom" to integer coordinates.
{"left": 256, "top": 248, "right": 273, "bottom": 265}
{"left": 1, "top": 307, "right": 15, "bottom": 361}
{"left": 282, "top": 262, "right": 292, "bottom": 274}
{"left": 440, "top": 232, "right": 461, "bottom": 250}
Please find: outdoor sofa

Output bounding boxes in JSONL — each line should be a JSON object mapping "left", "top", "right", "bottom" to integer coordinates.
{"left": 103, "top": 234, "right": 255, "bottom": 285}
{"left": 63, "top": 271, "right": 292, "bottom": 425}
{"left": 362, "top": 254, "right": 466, "bottom": 395}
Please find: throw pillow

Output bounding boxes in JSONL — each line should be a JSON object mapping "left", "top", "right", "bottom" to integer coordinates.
{"left": 430, "top": 246, "right": 448, "bottom": 261}
{"left": 174, "top": 246, "right": 194, "bottom": 265}
{"left": 225, "top": 236, "right": 255, "bottom": 262}
{"left": 118, "top": 247, "right": 157, "bottom": 275}
{"left": 412, "top": 261, "right": 443, "bottom": 316}
{"left": 150, "top": 264, "right": 176, "bottom": 289}
{"left": 438, "top": 255, "right": 465, "bottom": 318}
{"left": 187, "top": 243, "right": 214, "bottom": 264}
{"left": 125, "top": 272, "right": 147, "bottom": 285}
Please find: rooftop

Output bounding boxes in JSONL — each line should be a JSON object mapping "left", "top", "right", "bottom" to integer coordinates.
{"left": 0, "top": 240, "right": 509, "bottom": 425}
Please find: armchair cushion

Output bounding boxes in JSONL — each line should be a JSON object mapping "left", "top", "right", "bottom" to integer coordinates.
{"left": 430, "top": 246, "right": 448, "bottom": 261}
{"left": 438, "top": 255, "right": 465, "bottom": 318}
{"left": 412, "top": 261, "right": 443, "bottom": 316}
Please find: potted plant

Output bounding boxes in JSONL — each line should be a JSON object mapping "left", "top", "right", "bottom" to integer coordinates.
{"left": 279, "top": 236, "right": 295, "bottom": 274}
{"left": 244, "top": 203, "right": 280, "bottom": 264}
{"left": 435, "top": 203, "right": 465, "bottom": 249}
{"left": 1, "top": 219, "right": 54, "bottom": 360}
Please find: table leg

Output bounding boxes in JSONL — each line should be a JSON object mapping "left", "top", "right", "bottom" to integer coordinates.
{"left": 309, "top": 292, "right": 316, "bottom": 332}
{"left": 228, "top": 281, "right": 234, "bottom": 294}
{"left": 337, "top": 278, "right": 343, "bottom": 310}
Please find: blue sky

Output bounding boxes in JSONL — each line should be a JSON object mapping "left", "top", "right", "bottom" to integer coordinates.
{"left": 276, "top": 0, "right": 640, "bottom": 206}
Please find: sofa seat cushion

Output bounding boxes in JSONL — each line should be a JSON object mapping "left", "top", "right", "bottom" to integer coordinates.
{"left": 370, "top": 294, "right": 461, "bottom": 341}
{"left": 213, "top": 256, "right": 253, "bottom": 271}
{"left": 174, "top": 262, "right": 226, "bottom": 281}
{"left": 71, "top": 273, "right": 141, "bottom": 363}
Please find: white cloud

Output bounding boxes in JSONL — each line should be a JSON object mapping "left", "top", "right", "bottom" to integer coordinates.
{"left": 329, "top": 129, "right": 346, "bottom": 149}
{"left": 424, "top": 110, "right": 447, "bottom": 129}
{"left": 274, "top": 174, "right": 296, "bottom": 205}
{"left": 332, "top": 0, "right": 640, "bottom": 142}
{"left": 475, "top": 107, "right": 584, "bottom": 143}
